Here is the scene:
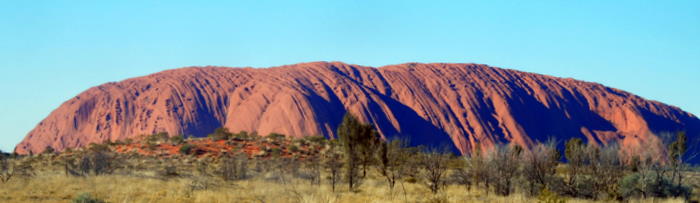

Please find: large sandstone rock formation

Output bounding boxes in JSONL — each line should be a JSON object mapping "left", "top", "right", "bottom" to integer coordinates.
{"left": 16, "top": 62, "right": 700, "bottom": 158}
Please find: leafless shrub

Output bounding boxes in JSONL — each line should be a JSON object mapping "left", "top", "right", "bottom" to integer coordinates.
{"left": 486, "top": 144, "right": 522, "bottom": 196}
{"left": 521, "top": 140, "right": 561, "bottom": 196}
{"left": 195, "top": 158, "right": 215, "bottom": 177}
{"left": 376, "top": 139, "right": 410, "bottom": 191}
{"left": 587, "top": 144, "right": 625, "bottom": 199}
{"left": 91, "top": 150, "right": 113, "bottom": 175}
{"left": 0, "top": 157, "right": 34, "bottom": 183}
{"left": 267, "top": 157, "right": 300, "bottom": 184}
{"left": 64, "top": 149, "right": 116, "bottom": 177}
{"left": 323, "top": 140, "right": 344, "bottom": 192}
{"left": 159, "top": 159, "right": 179, "bottom": 178}
{"left": 463, "top": 145, "right": 493, "bottom": 194}
{"left": 419, "top": 147, "right": 450, "bottom": 194}
{"left": 219, "top": 153, "right": 248, "bottom": 181}
{"left": 618, "top": 133, "right": 693, "bottom": 200}
{"left": 299, "top": 155, "right": 322, "bottom": 185}
{"left": 253, "top": 158, "right": 272, "bottom": 175}
{"left": 451, "top": 157, "right": 473, "bottom": 191}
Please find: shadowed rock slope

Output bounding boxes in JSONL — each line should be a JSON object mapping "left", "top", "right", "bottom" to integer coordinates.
{"left": 16, "top": 62, "right": 700, "bottom": 158}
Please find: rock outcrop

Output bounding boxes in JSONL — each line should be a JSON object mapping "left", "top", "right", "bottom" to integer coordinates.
{"left": 16, "top": 62, "right": 700, "bottom": 158}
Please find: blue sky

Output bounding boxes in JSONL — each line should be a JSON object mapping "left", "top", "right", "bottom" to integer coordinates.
{"left": 0, "top": 1, "right": 698, "bottom": 152}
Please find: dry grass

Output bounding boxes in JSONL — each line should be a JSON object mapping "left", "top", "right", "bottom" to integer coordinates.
{"left": 0, "top": 170, "right": 688, "bottom": 203}
{"left": 1, "top": 138, "right": 696, "bottom": 203}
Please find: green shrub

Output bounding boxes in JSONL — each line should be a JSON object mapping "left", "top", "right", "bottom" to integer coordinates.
{"left": 208, "top": 128, "right": 232, "bottom": 141}
{"left": 270, "top": 148, "right": 282, "bottom": 157}
{"left": 72, "top": 193, "right": 104, "bottom": 203}
{"left": 267, "top": 133, "right": 286, "bottom": 141}
{"left": 169, "top": 135, "right": 185, "bottom": 145}
{"left": 179, "top": 144, "right": 195, "bottom": 155}
{"left": 232, "top": 131, "right": 249, "bottom": 140}
{"left": 619, "top": 172, "right": 692, "bottom": 199}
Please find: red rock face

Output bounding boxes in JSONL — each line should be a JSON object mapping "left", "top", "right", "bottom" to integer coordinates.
{"left": 15, "top": 62, "right": 700, "bottom": 158}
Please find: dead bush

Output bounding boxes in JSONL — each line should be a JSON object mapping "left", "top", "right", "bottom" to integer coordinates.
{"left": 64, "top": 149, "right": 116, "bottom": 176}
{"left": 521, "top": 141, "right": 561, "bottom": 196}
{"left": 486, "top": 144, "right": 522, "bottom": 196}
{"left": 419, "top": 148, "right": 450, "bottom": 194}
{"left": 0, "top": 157, "right": 34, "bottom": 183}
{"left": 219, "top": 153, "right": 248, "bottom": 181}
{"left": 298, "top": 155, "right": 322, "bottom": 185}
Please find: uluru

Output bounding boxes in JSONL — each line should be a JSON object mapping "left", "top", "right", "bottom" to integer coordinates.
{"left": 15, "top": 62, "right": 700, "bottom": 158}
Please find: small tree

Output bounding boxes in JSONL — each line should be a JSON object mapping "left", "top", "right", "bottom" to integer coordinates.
{"left": 8, "top": 159, "right": 34, "bottom": 182}
{"left": 419, "top": 147, "right": 450, "bottom": 194}
{"left": 618, "top": 133, "right": 693, "bottom": 200}
{"left": 564, "top": 138, "right": 586, "bottom": 196}
{"left": 376, "top": 138, "right": 409, "bottom": 192}
{"left": 65, "top": 147, "right": 116, "bottom": 176}
{"left": 668, "top": 131, "right": 687, "bottom": 187}
{"left": 336, "top": 113, "right": 377, "bottom": 191}
{"left": 521, "top": 140, "right": 561, "bottom": 196}
{"left": 588, "top": 144, "right": 624, "bottom": 199}
{"left": 323, "top": 140, "right": 343, "bottom": 192}
{"left": 454, "top": 155, "right": 474, "bottom": 192}
{"left": 488, "top": 144, "right": 522, "bottom": 196}
{"left": 468, "top": 145, "right": 490, "bottom": 194}
{"left": 43, "top": 146, "right": 56, "bottom": 154}
{"left": 359, "top": 134, "right": 380, "bottom": 178}
{"left": 90, "top": 150, "right": 113, "bottom": 175}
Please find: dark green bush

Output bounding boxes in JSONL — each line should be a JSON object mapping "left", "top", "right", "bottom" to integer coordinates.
{"left": 289, "top": 145, "right": 300, "bottom": 153}
{"left": 270, "top": 148, "right": 282, "bottom": 157}
{"left": 179, "top": 144, "right": 195, "bottom": 155}
{"left": 232, "top": 131, "right": 249, "bottom": 140}
{"left": 43, "top": 146, "right": 56, "bottom": 154}
{"left": 208, "top": 128, "right": 232, "bottom": 141}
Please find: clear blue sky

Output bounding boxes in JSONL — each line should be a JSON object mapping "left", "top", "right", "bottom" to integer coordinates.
{"left": 1, "top": 1, "right": 698, "bottom": 152}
